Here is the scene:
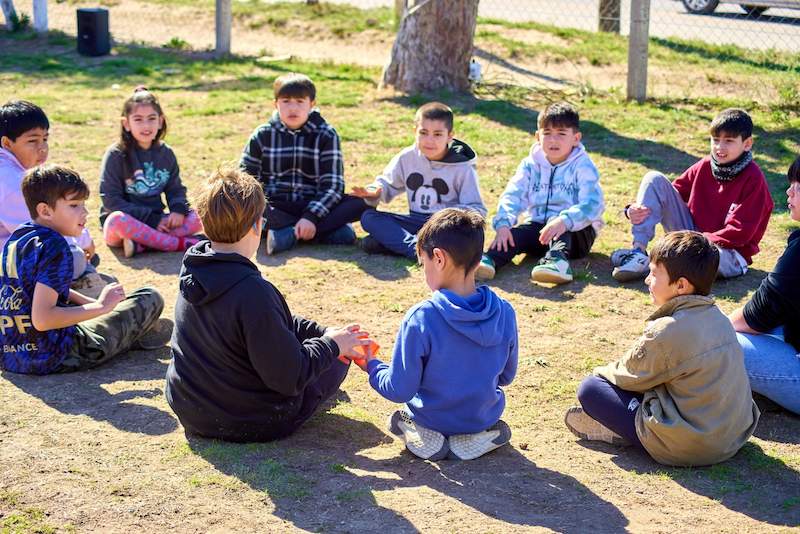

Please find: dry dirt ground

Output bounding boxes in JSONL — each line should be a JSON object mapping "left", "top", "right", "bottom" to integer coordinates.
{"left": 1, "top": 1, "right": 799, "bottom": 533}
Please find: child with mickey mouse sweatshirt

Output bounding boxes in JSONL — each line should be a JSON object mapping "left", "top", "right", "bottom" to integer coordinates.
{"left": 352, "top": 102, "right": 486, "bottom": 259}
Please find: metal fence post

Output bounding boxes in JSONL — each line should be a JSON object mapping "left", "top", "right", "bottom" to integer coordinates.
{"left": 33, "top": 0, "right": 47, "bottom": 32}
{"left": 215, "top": 0, "right": 231, "bottom": 57}
{"left": 627, "top": 0, "right": 651, "bottom": 103}
{"left": 598, "top": 0, "right": 620, "bottom": 33}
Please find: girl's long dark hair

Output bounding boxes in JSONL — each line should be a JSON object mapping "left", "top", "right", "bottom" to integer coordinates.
{"left": 118, "top": 86, "right": 167, "bottom": 152}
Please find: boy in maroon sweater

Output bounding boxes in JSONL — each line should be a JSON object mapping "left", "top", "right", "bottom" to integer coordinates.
{"left": 612, "top": 108, "right": 773, "bottom": 282}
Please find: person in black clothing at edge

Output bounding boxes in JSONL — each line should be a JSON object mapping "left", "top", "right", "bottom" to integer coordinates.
{"left": 165, "top": 167, "right": 373, "bottom": 442}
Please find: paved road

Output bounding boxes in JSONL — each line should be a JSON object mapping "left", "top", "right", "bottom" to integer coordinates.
{"left": 332, "top": 0, "right": 800, "bottom": 51}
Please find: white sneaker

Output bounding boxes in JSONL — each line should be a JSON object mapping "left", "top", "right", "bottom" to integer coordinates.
{"left": 611, "top": 249, "right": 649, "bottom": 282}
{"left": 531, "top": 249, "right": 572, "bottom": 285}
{"left": 564, "top": 406, "right": 627, "bottom": 446}
{"left": 448, "top": 420, "right": 512, "bottom": 460}
{"left": 388, "top": 410, "right": 449, "bottom": 460}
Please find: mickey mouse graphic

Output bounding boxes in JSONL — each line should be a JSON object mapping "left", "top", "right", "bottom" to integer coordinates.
{"left": 406, "top": 172, "right": 449, "bottom": 212}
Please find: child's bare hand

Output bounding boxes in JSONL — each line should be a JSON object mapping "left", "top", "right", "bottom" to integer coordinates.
{"left": 326, "top": 324, "right": 372, "bottom": 358}
{"left": 490, "top": 226, "right": 515, "bottom": 252}
{"left": 166, "top": 212, "right": 185, "bottom": 229}
{"left": 351, "top": 185, "right": 382, "bottom": 199}
{"left": 539, "top": 217, "right": 567, "bottom": 245}
{"left": 627, "top": 203, "right": 651, "bottom": 225}
{"left": 294, "top": 218, "right": 317, "bottom": 241}
{"left": 97, "top": 282, "right": 125, "bottom": 312}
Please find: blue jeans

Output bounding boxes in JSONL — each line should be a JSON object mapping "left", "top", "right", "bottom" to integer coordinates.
{"left": 361, "top": 210, "right": 431, "bottom": 259}
{"left": 577, "top": 375, "right": 645, "bottom": 449}
{"left": 737, "top": 327, "right": 800, "bottom": 414}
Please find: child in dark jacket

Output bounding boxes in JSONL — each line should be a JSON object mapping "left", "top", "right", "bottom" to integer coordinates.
{"left": 349, "top": 208, "right": 518, "bottom": 461}
{"left": 240, "top": 73, "right": 367, "bottom": 255}
{"left": 165, "top": 168, "right": 372, "bottom": 442}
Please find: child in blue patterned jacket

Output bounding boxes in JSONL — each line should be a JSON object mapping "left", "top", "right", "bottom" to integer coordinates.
{"left": 477, "top": 102, "right": 605, "bottom": 285}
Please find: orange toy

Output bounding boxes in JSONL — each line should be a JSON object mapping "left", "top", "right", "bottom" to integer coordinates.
{"left": 338, "top": 339, "right": 379, "bottom": 371}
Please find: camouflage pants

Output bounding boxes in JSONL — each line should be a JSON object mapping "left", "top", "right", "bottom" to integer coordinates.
{"left": 56, "top": 287, "right": 164, "bottom": 372}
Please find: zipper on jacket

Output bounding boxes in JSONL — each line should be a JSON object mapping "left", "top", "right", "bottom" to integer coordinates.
{"left": 542, "top": 165, "right": 557, "bottom": 225}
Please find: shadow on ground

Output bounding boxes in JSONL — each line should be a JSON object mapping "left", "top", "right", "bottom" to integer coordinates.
{"left": 188, "top": 410, "right": 629, "bottom": 533}
{"left": 586, "top": 438, "right": 800, "bottom": 527}
{"left": 2, "top": 347, "right": 177, "bottom": 435}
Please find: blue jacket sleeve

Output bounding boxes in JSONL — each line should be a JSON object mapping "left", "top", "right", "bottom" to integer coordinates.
{"left": 498, "top": 307, "right": 518, "bottom": 386}
{"left": 493, "top": 157, "right": 533, "bottom": 229}
{"left": 558, "top": 160, "right": 604, "bottom": 231}
{"left": 367, "top": 314, "right": 427, "bottom": 403}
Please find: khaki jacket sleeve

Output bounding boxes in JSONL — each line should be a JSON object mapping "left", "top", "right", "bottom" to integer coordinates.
{"left": 593, "top": 318, "right": 676, "bottom": 392}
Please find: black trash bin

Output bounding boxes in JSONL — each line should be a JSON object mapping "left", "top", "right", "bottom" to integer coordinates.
{"left": 77, "top": 8, "right": 110, "bottom": 57}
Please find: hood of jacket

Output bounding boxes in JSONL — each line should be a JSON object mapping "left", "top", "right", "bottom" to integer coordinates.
{"left": 429, "top": 285, "right": 511, "bottom": 347}
{"left": 0, "top": 148, "right": 25, "bottom": 174}
{"left": 530, "top": 142, "right": 590, "bottom": 171}
{"left": 425, "top": 138, "right": 477, "bottom": 167}
{"left": 179, "top": 241, "right": 261, "bottom": 306}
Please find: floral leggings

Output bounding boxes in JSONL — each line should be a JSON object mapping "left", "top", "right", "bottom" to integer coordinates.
{"left": 103, "top": 210, "right": 203, "bottom": 252}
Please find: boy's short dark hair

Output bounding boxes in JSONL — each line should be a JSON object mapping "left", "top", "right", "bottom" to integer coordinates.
{"left": 416, "top": 208, "right": 485, "bottom": 273}
{"left": 273, "top": 73, "right": 316, "bottom": 101}
{"left": 415, "top": 102, "right": 454, "bottom": 132}
{"left": 0, "top": 100, "right": 49, "bottom": 142}
{"left": 709, "top": 108, "right": 753, "bottom": 139}
{"left": 537, "top": 102, "right": 579, "bottom": 131}
{"left": 788, "top": 155, "right": 800, "bottom": 185}
{"left": 194, "top": 167, "right": 267, "bottom": 243}
{"left": 21, "top": 165, "right": 89, "bottom": 219}
{"left": 649, "top": 231, "right": 719, "bottom": 296}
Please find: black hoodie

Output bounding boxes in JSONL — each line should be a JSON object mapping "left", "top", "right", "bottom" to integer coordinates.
{"left": 165, "top": 241, "right": 339, "bottom": 442}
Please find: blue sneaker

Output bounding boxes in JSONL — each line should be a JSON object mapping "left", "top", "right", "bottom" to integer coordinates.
{"left": 266, "top": 226, "right": 297, "bottom": 255}
{"left": 317, "top": 223, "right": 356, "bottom": 246}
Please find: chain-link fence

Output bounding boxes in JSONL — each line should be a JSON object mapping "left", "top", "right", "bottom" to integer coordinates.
{"left": 334, "top": 0, "right": 800, "bottom": 102}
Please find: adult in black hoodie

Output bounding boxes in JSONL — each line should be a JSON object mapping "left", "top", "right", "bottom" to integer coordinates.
{"left": 165, "top": 241, "right": 350, "bottom": 442}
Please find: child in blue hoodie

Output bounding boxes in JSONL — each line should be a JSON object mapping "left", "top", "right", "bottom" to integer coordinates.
{"left": 349, "top": 208, "right": 518, "bottom": 461}
{"left": 477, "top": 102, "right": 604, "bottom": 285}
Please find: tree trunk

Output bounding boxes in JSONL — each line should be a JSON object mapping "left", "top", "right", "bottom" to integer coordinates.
{"left": 33, "top": 0, "right": 47, "bottom": 33}
{"left": 598, "top": 0, "right": 620, "bottom": 33}
{"left": 382, "top": 0, "right": 479, "bottom": 93}
{"left": 1, "top": 0, "right": 17, "bottom": 30}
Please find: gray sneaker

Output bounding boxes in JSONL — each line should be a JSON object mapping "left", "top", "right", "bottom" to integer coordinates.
{"left": 448, "top": 420, "right": 512, "bottom": 460}
{"left": 388, "top": 410, "right": 449, "bottom": 461}
{"left": 564, "top": 406, "right": 628, "bottom": 446}
{"left": 611, "top": 249, "right": 649, "bottom": 282}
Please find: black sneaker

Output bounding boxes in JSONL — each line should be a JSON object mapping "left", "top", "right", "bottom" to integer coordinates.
{"left": 360, "top": 236, "right": 392, "bottom": 255}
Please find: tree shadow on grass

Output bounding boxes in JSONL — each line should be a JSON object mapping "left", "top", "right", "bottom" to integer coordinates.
{"left": 582, "top": 440, "right": 800, "bottom": 527}
{"left": 752, "top": 397, "right": 800, "bottom": 445}
{"left": 383, "top": 94, "right": 698, "bottom": 176}
{"left": 2, "top": 347, "right": 177, "bottom": 435}
{"left": 188, "top": 410, "right": 629, "bottom": 533}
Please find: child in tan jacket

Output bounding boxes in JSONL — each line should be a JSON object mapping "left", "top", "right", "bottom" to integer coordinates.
{"left": 565, "top": 231, "right": 759, "bottom": 466}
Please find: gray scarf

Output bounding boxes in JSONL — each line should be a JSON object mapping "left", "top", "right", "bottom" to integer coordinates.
{"left": 710, "top": 150, "right": 752, "bottom": 182}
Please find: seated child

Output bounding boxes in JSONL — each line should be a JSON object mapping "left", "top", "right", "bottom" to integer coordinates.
{"left": 476, "top": 102, "right": 604, "bottom": 285}
{"left": 240, "top": 73, "right": 366, "bottom": 255}
{"left": 348, "top": 208, "right": 518, "bottom": 460}
{"left": 0, "top": 165, "right": 164, "bottom": 375}
{"left": 353, "top": 102, "right": 487, "bottom": 259}
{"left": 612, "top": 108, "right": 772, "bottom": 282}
{"left": 165, "top": 168, "right": 372, "bottom": 442}
{"left": 565, "top": 231, "right": 759, "bottom": 466}
{"left": 0, "top": 100, "right": 102, "bottom": 289}
{"left": 99, "top": 87, "right": 203, "bottom": 258}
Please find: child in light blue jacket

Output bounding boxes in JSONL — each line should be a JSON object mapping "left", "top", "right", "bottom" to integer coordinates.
{"left": 477, "top": 102, "right": 604, "bottom": 285}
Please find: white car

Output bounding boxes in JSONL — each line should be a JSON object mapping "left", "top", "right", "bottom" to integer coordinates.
{"left": 682, "top": 0, "right": 800, "bottom": 15}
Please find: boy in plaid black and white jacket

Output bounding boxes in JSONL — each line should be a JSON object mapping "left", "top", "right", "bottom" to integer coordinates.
{"left": 240, "top": 73, "right": 367, "bottom": 254}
